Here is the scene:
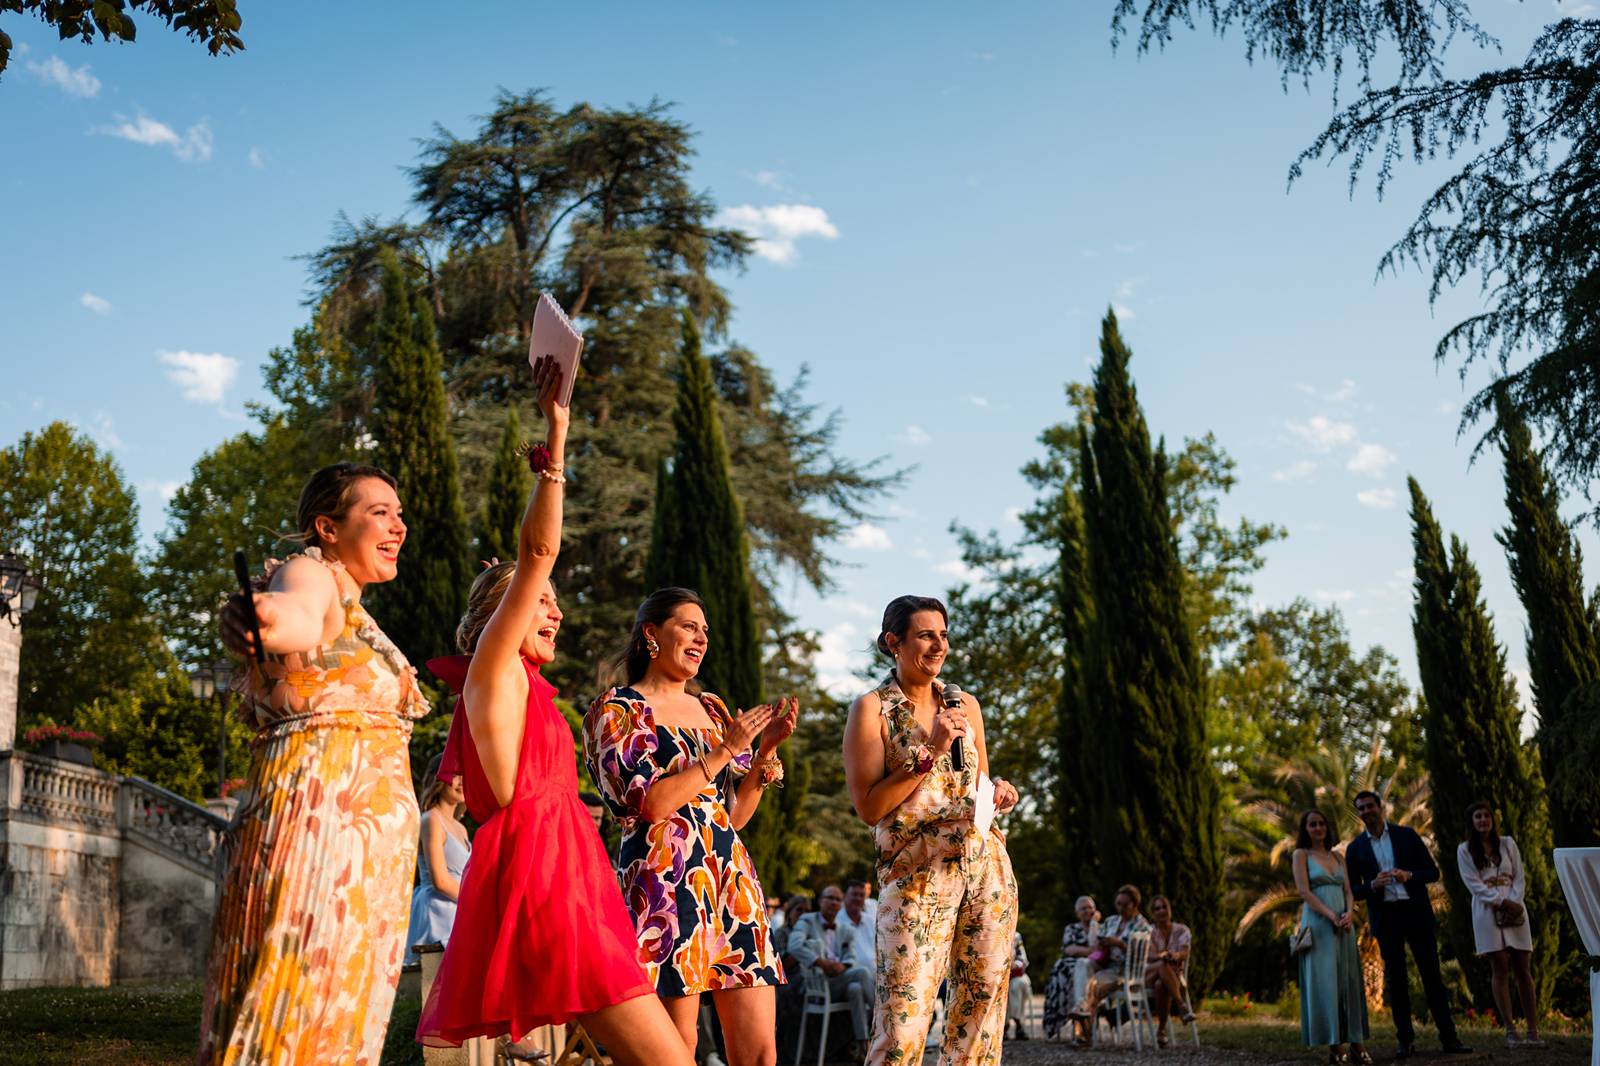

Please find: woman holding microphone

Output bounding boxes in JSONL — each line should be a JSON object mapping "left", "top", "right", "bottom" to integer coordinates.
{"left": 842, "top": 595, "right": 1020, "bottom": 1066}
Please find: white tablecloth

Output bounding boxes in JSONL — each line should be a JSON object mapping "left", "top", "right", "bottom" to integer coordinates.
{"left": 1553, "top": 848, "right": 1600, "bottom": 1066}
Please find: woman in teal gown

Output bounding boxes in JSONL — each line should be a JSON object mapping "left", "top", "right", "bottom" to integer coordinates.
{"left": 1292, "top": 809, "right": 1370, "bottom": 1064}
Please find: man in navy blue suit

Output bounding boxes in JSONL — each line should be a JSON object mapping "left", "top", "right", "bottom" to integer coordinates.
{"left": 1346, "top": 790, "right": 1472, "bottom": 1059}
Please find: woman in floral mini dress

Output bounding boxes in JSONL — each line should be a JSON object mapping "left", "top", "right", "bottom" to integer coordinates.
{"left": 843, "top": 595, "right": 1021, "bottom": 1066}
{"left": 585, "top": 586, "right": 798, "bottom": 1066}
{"left": 202, "top": 463, "right": 429, "bottom": 1066}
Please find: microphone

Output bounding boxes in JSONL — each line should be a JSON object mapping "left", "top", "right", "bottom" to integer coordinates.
{"left": 941, "top": 682, "right": 966, "bottom": 771}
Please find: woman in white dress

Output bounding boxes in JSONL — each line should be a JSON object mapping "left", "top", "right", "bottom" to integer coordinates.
{"left": 1455, "top": 802, "right": 1542, "bottom": 1048}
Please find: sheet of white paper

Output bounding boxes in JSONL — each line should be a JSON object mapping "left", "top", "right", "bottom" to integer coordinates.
{"left": 975, "top": 772, "right": 997, "bottom": 836}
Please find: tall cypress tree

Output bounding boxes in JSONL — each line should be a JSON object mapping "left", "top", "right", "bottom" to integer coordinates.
{"left": 1055, "top": 472, "right": 1096, "bottom": 898}
{"left": 1078, "top": 310, "right": 1225, "bottom": 990}
{"left": 643, "top": 310, "right": 763, "bottom": 709}
{"left": 1409, "top": 477, "right": 1558, "bottom": 1011}
{"left": 477, "top": 408, "right": 531, "bottom": 564}
{"left": 369, "top": 247, "right": 471, "bottom": 666}
{"left": 1496, "top": 398, "right": 1600, "bottom": 849}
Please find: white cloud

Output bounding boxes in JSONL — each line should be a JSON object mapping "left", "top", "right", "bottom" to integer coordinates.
{"left": 902, "top": 424, "right": 932, "bottom": 447}
{"left": 94, "top": 113, "right": 213, "bottom": 162}
{"left": 26, "top": 55, "right": 101, "bottom": 98}
{"left": 1287, "top": 415, "right": 1359, "bottom": 452}
{"left": 1271, "top": 460, "right": 1317, "bottom": 483}
{"left": 88, "top": 411, "right": 124, "bottom": 450}
{"left": 1113, "top": 302, "right": 1136, "bottom": 321}
{"left": 841, "top": 600, "right": 875, "bottom": 619}
{"left": 1356, "top": 487, "right": 1399, "bottom": 510}
{"left": 934, "top": 558, "right": 980, "bottom": 582}
{"left": 911, "top": 547, "right": 933, "bottom": 561}
{"left": 1347, "top": 442, "right": 1397, "bottom": 477}
{"left": 753, "top": 169, "right": 782, "bottom": 189}
{"left": 967, "top": 395, "right": 990, "bottom": 408}
{"left": 247, "top": 146, "right": 266, "bottom": 169}
{"left": 1559, "top": 1, "right": 1600, "bottom": 17}
{"left": 714, "top": 203, "right": 838, "bottom": 264}
{"left": 841, "top": 523, "right": 894, "bottom": 551}
{"left": 1313, "top": 588, "right": 1356, "bottom": 603}
{"left": 139, "top": 479, "right": 184, "bottom": 503}
{"left": 79, "top": 292, "right": 112, "bottom": 315}
{"left": 1325, "top": 379, "right": 1356, "bottom": 402}
{"left": 813, "top": 621, "right": 870, "bottom": 697}
{"left": 159, "top": 350, "right": 238, "bottom": 404}
{"left": 1004, "top": 506, "right": 1024, "bottom": 524}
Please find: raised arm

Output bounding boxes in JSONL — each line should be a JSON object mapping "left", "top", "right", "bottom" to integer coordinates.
{"left": 236, "top": 555, "right": 342, "bottom": 655}
{"left": 464, "top": 356, "right": 569, "bottom": 805}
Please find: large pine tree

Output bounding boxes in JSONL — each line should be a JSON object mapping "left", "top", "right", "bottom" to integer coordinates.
{"left": 1055, "top": 465, "right": 1095, "bottom": 903}
{"left": 1078, "top": 310, "right": 1225, "bottom": 990}
{"left": 1409, "top": 477, "right": 1558, "bottom": 1011}
{"left": 1496, "top": 399, "right": 1600, "bottom": 850}
{"left": 476, "top": 407, "right": 531, "bottom": 565}
{"left": 369, "top": 247, "right": 472, "bottom": 666}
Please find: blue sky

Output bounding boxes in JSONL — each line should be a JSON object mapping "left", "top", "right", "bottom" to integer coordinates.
{"left": 4, "top": 2, "right": 1596, "bottom": 706}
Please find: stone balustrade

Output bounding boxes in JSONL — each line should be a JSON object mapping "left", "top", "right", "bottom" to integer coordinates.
{"left": 119, "top": 776, "right": 228, "bottom": 875}
{"left": 14, "top": 752, "right": 119, "bottom": 830}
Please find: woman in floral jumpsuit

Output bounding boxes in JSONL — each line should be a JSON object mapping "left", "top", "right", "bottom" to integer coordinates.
{"left": 843, "top": 595, "right": 1020, "bottom": 1066}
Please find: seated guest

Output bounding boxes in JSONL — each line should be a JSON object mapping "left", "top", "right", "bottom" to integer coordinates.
{"left": 840, "top": 878, "right": 876, "bottom": 973}
{"left": 787, "top": 885, "right": 873, "bottom": 1062}
{"left": 1080, "top": 885, "right": 1150, "bottom": 1022}
{"left": 404, "top": 753, "right": 470, "bottom": 965}
{"left": 1042, "top": 895, "right": 1099, "bottom": 1044}
{"left": 773, "top": 894, "right": 811, "bottom": 961}
{"left": 1005, "top": 930, "right": 1031, "bottom": 1040}
{"left": 1144, "top": 895, "right": 1195, "bottom": 1047}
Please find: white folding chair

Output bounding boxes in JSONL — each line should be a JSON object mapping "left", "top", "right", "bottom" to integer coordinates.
{"left": 794, "top": 967, "right": 852, "bottom": 1066}
{"left": 1175, "top": 968, "right": 1201, "bottom": 1047}
{"left": 1093, "top": 929, "right": 1154, "bottom": 1051}
{"left": 1007, "top": 975, "right": 1035, "bottom": 1038}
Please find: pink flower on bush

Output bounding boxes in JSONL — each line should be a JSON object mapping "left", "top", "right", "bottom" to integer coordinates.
{"left": 21, "top": 723, "right": 103, "bottom": 747}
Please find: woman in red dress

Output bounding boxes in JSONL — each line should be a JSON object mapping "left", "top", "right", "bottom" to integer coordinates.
{"left": 416, "top": 357, "right": 692, "bottom": 1066}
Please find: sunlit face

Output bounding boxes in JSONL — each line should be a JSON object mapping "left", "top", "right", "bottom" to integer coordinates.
{"left": 844, "top": 883, "right": 867, "bottom": 920}
{"left": 889, "top": 610, "right": 949, "bottom": 680}
{"left": 818, "top": 886, "right": 843, "bottom": 921}
{"left": 1354, "top": 794, "right": 1384, "bottom": 832}
{"left": 522, "top": 580, "right": 563, "bottom": 664}
{"left": 1151, "top": 898, "right": 1171, "bottom": 923}
{"left": 1076, "top": 897, "right": 1097, "bottom": 924}
{"left": 1305, "top": 813, "right": 1329, "bottom": 845}
{"left": 316, "top": 478, "right": 406, "bottom": 586}
{"left": 1472, "top": 807, "right": 1495, "bottom": 835}
{"left": 645, "top": 602, "right": 708, "bottom": 682}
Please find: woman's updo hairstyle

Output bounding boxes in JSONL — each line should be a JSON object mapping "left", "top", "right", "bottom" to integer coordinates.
{"left": 875, "top": 594, "right": 949, "bottom": 659}
{"left": 608, "top": 587, "right": 707, "bottom": 687}
{"left": 291, "top": 462, "right": 399, "bottom": 549}
{"left": 456, "top": 562, "right": 518, "bottom": 653}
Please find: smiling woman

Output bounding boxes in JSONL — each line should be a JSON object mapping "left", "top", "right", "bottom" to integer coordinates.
{"left": 200, "top": 461, "right": 431, "bottom": 1066}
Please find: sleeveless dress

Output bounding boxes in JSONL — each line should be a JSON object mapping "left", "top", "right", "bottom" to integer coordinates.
{"left": 403, "top": 812, "right": 471, "bottom": 965}
{"left": 417, "top": 655, "right": 654, "bottom": 1046}
{"left": 197, "top": 548, "right": 431, "bottom": 1066}
{"left": 1297, "top": 854, "right": 1369, "bottom": 1046}
{"left": 583, "top": 685, "right": 783, "bottom": 997}
{"left": 868, "top": 674, "right": 1017, "bottom": 1066}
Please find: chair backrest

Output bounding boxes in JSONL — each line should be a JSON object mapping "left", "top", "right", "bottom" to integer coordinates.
{"left": 1123, "top": 930, "right": 1152, "bottom": 990}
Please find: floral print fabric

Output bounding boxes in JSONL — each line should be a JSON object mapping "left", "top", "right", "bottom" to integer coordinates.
{"left": 867, "top": 675, "right": 1018, "bottom": 1066}
{"left": 197, "top": 550, "right": 430, "bottom": 1066}
{"left": 583, "top": 685, "right": 782, "bottom": 997}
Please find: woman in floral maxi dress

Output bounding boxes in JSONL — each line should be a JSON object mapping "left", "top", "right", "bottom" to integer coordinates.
{"left": 842, "top": 595, "right": 1021, "bottom": 1066}
{"left": 201, "top": 464, "right": 429, "bottom": 1066}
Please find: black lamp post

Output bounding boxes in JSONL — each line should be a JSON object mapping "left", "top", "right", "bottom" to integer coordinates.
{"left": 0, "top": 551, "right": 42, "bottom": 626}
{"left": 190, "top": 660, "right": 235, "bottom": 798}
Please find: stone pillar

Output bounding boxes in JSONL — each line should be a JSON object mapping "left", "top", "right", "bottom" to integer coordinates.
{"left": 0, "top": 618, "right": 20, "bottom": 751}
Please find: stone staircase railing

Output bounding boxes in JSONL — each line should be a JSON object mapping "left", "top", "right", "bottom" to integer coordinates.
{"left": 1, "top": 751, "right": 229, "bottom": 875}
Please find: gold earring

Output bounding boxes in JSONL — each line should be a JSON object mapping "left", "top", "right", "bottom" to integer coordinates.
{"left": 646, "top": 636, "right": 660, "bottom": 659}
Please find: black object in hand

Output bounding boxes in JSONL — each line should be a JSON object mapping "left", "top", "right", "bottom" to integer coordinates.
{"left": 233, "top": 549, "right": 265, "bottom": 663}
{"left": 942, "top": 682, "right": 966, "bottom": 771}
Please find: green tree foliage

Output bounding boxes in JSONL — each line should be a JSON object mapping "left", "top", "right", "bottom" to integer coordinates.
{"left": 0, "top": 422, "right": 159, "bottom": 727}
{"left": 1409, "top": 477, "right": 1558, "bottom": 1011}
{"left": 1113, "top": 3, "right": 1600, "bottom": 514}
{"left": 1544, "top": 681, "right": 1600, "bottom": 848}
{"left": 1496, "top": 399, "right": 1600, "bottom": 849}
{"left": 476, "top": 408, "right": 530, "bottom": 565}
{"left": 1077, "top": 310, "right": 1225, "bottom": 990}
{"left": 366, "top": 247, "right": 472, "bottom": 667}
{"left": 0, "top": 0, "right": 244, "bottom": 77}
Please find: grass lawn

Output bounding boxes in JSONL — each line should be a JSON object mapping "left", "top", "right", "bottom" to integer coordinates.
{"left": 0, "top": 983, "right": 1589, "bottom": 1065}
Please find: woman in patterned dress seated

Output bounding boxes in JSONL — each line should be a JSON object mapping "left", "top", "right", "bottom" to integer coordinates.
{"left": 584, "top": 587, "right": 798, "bottom": 1066}
{"left": 205, "top": 462, "right": 430, "bottom": 1065}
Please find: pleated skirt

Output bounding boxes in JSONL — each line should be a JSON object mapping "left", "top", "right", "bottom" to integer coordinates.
{"left": 196, "top": 713, "right": 419, "bottom": 1066}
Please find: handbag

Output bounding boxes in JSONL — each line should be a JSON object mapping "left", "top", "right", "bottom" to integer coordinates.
{"left": 1492, "top": 842, "right": 1527, "bottom": 928}
{"left": 1289, "top": 924, "right": 1314, "bottom": 955}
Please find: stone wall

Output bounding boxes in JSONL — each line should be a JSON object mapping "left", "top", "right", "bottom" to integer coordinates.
{"left": 0, "top": 752, "right": 225, "bottom": 989}
{"left": 0, "top": 621, "right": 19, "bottom": 752}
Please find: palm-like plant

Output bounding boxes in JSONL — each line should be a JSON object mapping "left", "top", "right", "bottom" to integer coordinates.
{"left": 1226, "top": 737, "right": 1438, "bottom": 1006}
